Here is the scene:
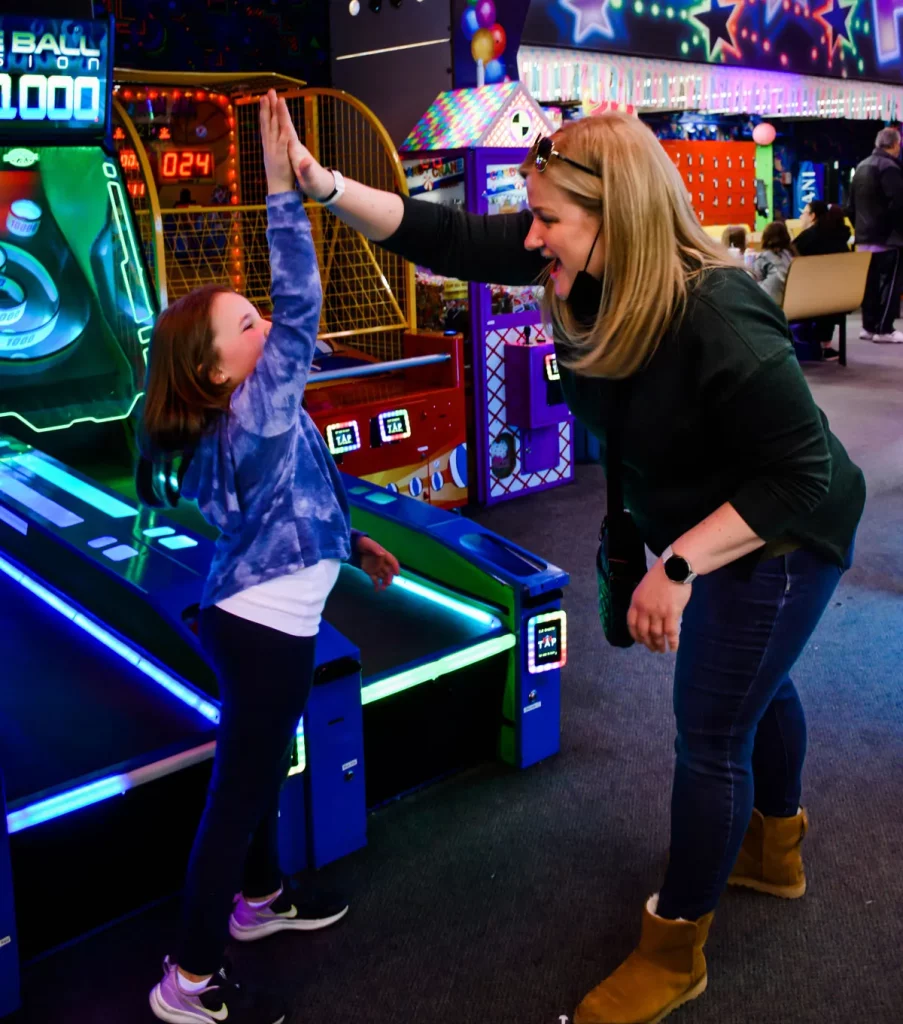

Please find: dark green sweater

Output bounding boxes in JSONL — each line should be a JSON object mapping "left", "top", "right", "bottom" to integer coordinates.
{"left": 381, "top": 196, "right": 865, "bottom": 567}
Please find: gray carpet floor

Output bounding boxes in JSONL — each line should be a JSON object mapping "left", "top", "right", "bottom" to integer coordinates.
{"left": 20, "top": 321, "right": 903, "bottom": 1023}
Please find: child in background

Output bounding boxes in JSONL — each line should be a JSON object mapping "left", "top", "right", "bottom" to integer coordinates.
{"left": 141, "top": 90, "right": 399, "bottom": 1024}
{"left": 753, "top": 221, "right": 796, "bottom": 305}
{"left": 720, "top": 225, "right": 748, "bottom": 255}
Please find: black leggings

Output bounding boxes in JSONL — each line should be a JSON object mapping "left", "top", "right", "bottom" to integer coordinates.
{"left": 178, "top": 606, "right": 316, "bottom": 975}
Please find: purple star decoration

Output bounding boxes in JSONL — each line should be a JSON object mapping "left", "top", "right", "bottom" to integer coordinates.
{"left": 561, "top": 0, "right": 614, "bottom": 42}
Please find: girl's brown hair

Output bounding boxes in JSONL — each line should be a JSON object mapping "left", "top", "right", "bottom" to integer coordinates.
{"left": 519, "top": 113, "right": 733, "bottom": 379}
{"left": 721, "top": 225, "right": 747, "bottom": 251}
{"left": 761, "top": 221, "right": 794, "bottom": 254}
{"left": 142, "top": 283, "right": 235, "bottom": 452}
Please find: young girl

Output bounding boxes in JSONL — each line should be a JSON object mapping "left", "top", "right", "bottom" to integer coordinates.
{"left": 753, "top": 221, "right": 796, "bottom": 304}
{"left": 142, "top": 91, "right": 399, "bottom": 1024}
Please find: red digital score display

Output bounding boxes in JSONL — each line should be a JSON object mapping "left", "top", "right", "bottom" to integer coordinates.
{"left": 159, "top": 149, "right": 214, "bottom": 181}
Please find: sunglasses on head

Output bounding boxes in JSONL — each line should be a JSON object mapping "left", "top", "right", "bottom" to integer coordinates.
{"left": 533, "top": 135, "right": 596, "bottom": 177}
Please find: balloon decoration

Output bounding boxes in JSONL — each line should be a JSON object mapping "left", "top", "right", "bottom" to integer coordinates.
{"left": 471, "top": 28, "right": 495, "bottom": 65}
{"left": 752, "top": 122, "right": 776, "bottom": 145}
{"left": 475, "top": 0, "right": 496, "bottom": 28}
{"left": 489, "top": 22, "right": 506, "bottom": 58}
{"left": 461, "top": 0, "right": 508, "bottom": 85}
{"left": 484, "top": 58, "right": 505, "bottom": 84}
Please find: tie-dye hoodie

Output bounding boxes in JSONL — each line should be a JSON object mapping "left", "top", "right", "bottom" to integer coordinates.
{"left": 181, "top": 191, "right": 354, "bottom": 608}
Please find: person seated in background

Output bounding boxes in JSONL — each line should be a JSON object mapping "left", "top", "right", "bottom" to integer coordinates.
{"left": 795, "top": 200, "right": 851, "bottom": 256}
{"left": 792, "top": 202, "right": 851, "bottom": 360}
{"left": 753, "top": 221, "right": 795, "bottom": 304}
{"left": 720, "top": 225, "right": 747, "bottom": 254}
{"left": 175, "top": 188, "right": 199, "bottom": 208}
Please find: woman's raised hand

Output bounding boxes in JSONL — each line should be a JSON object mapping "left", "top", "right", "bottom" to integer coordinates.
{"left": 259, "top": 89, "right": 295, "bottom": 196}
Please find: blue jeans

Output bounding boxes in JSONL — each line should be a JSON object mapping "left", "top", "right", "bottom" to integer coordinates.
{"left": 657, "top": 547, "right": 847, "bottom": 921}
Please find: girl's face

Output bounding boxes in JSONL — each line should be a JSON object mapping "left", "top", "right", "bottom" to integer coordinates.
{"left": 800, "top": 205, "right": 815, "bottom": 229}
{"left": 208, "top": 291, "right": 271, "bottom": 386}
{"left": 523, "top": 170, "right": 605, "bottom": 299}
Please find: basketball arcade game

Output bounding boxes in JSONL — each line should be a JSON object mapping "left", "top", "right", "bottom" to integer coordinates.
{"left": 400, "top": 82, "right": 574, "bottom": 507}
{"left": 112, "top": 74, "right": 470, "bottom": 508}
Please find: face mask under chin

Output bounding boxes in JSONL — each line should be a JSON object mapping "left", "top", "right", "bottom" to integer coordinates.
{"left": 567, "top": 270, "right": 604, "bottom": 330}
{"left": 565, "top": 223, "right": 604, "bottom": 330}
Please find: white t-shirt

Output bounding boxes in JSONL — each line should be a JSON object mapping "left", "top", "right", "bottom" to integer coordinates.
{"left": 216, "top": 559, "right": 341, "bottom": 636}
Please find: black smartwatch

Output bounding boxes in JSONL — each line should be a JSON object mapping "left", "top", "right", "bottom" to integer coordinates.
{"left": 662, "top": 545, "right": 697, "bottom": 584}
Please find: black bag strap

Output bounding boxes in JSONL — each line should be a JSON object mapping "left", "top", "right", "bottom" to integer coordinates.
{"left": 605, "top": 381, "right": 632, "bottom": 521}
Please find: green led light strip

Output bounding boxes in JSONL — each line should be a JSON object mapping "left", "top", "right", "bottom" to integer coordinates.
{"left": 0, "top": 391, "right": 144, "bottom": 435}
{"left": 106, "top": 172, "right": 154, "bottom": 328}
{"left": 361, "top": 634, "right": 515, "bottom": 706}
{"left": 287, "top": 633, "right": 517, "bottom": 775}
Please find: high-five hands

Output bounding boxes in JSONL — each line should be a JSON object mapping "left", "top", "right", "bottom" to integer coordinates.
{"left": 258, "top": 89, "right": 298, "bottom": 196}
{"left": 259, "top": 88, "right": 341, "bottom": 201}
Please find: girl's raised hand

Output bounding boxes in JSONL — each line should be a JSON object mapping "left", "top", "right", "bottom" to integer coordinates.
{"left": 259, "top": 89, "right": 295, "bottom": 196}
{"left": 273, "top": 95, "right": 337, "bottom": 201}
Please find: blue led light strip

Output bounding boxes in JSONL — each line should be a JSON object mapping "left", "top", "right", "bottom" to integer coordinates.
{"left": 7, "top": 741, "right": 217, "bottom": 834}
{"left": 0, "top": 554, "right": 221, "bottom": 833}
{"left": 0, "top": 554, "right": 219, "bottom": 725}
{"left": 14, "top": 454, "right": 136, "bottom": 519}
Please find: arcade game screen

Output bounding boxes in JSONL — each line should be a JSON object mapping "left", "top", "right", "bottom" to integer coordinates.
{"left": 403, "top": 157, "right": 542, "bottom": 334}
{"left": 0, "top": 16, "right": 154, "bottom": 436}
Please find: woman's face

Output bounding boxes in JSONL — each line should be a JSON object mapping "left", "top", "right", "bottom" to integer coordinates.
{"left": 524, "top": 170, "right": 605, "bottom": 300}
{"left": 800, "top": 204, "right": 815, "bottom": 229}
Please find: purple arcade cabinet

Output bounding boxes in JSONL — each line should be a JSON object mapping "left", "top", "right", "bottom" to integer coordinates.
{"left": 399, "top": 82, "right": 573, "bottom": 507}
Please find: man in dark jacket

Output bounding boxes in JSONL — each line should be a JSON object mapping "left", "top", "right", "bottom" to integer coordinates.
{"left": 849, "top": 126, "right": 903, "bottom": 342}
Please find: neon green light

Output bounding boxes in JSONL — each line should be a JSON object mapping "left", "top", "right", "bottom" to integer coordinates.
{"left": 361, "top": 634, "right": 516, "bottom": 706}
{"left": 288, "top": 721, "right": 307, "bottom": 776}
{"left": 106, "top": 174, "right": 154, "bottom": 327}
{"left": 393, "top": 573, "right": 501, "bottom": 628}
{"left": 15, "top": 453, "right": 137, "bottom": 518}
{"left": 0, "top": 391, "right": 144, "bottom": 434}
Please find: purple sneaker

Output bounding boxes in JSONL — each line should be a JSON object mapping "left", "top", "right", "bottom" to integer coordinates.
{"left": 229, "top": 884, "right": 349, "bottom": 942}
{"left": 149, "top": 956, "right": 286, "bottom": 1024}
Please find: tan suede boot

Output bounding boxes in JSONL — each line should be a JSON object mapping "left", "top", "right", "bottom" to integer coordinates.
{"left": 728, "top": 807, "right": 809, "bottom": 898}
{"left": 573, "top": 896, "right": 713, "bottom": 1024}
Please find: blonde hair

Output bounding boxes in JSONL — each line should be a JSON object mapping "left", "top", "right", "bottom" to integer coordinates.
{"left": 520, "top": 114, "right": 733, "bottom": 379}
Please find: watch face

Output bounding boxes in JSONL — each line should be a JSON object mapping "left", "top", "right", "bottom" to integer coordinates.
{"left": 665, "top": 555, "right": 691, "bottom": 583}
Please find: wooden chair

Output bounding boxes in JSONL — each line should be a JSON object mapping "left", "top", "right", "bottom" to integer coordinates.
{"left": 781, "top": 252, "right": 872, "bottom": 366}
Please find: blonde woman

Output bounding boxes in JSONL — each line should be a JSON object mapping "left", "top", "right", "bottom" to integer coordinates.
{"left": 289, "top": 115, "right": 864, "bottom": 1024}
